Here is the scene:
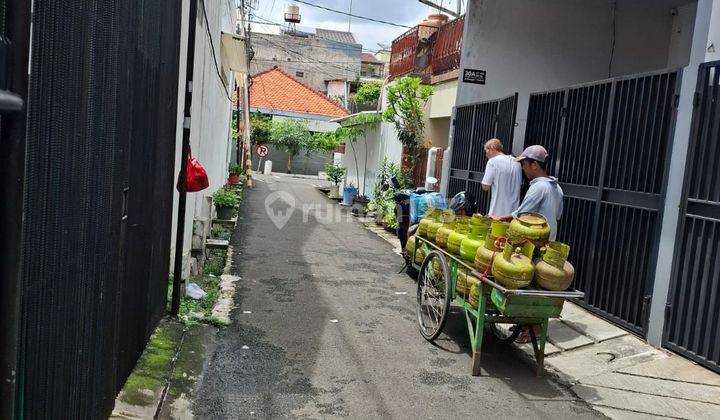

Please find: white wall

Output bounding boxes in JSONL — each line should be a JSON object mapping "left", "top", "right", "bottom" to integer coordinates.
{"left": 170, "top": 0, "right": 236, "bottom": 278}
{"left": 668, "top": 3, "right": 698, "bottom": 68}
{"left": 455, "top": 0, "right": 696, "bottom": 154}
{"left": 341, "top": 120, "right": 403, "bottom": 199}
{"left": 706, "top": 0, "right": 720, "bottom": 61}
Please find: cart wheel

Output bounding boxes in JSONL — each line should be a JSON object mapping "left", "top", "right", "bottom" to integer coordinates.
{"left": 489, "top": 323, "right": 521, "bottom": 344}
{"left": 416, "top": 251, "right": 452, "bottom": 342}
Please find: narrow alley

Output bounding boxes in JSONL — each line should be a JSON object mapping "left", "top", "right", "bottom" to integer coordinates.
{"left": 192, "top": 175, "right": 601, "bottom": 418}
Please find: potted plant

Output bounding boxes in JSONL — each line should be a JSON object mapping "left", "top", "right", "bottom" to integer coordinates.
{"left": 342, "top": 182, "right": 357, "bottom": 206}
{"left": 228, "top": 163, "right": 242, "bottom": 184}
{"left": 324, "top": 162, "right": 346, "bottom": 199}
{"left": 213, "top": 188, "right": 240, "bottom": 220}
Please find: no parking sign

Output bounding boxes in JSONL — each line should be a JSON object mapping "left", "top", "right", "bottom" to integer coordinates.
{"left": 256, "top": 144, "right": 269, "bottom": 157}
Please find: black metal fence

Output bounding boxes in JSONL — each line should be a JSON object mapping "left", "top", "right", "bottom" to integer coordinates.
{"left": 525, "top": 70, "right": 681, "bottom": 334}
{"left": 664, "top": 61, "right": 720, "bottom": 373}
{"left": 448, "top": 93, "right": 517, "bottom": 213}
{"left": 17, "top": 1, "right": 182, "bottom": 417}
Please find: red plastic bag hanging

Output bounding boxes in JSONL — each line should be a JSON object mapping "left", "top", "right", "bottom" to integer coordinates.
{"left": 177, "top": 147, "right": 209, "bottom": 192}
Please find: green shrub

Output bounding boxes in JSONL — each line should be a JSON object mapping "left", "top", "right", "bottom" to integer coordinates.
{"left": 324, "top": 162, "right": 347, "bottom": 186}
{"left": 213, "top": 188, "right": 240, "bottom": 209}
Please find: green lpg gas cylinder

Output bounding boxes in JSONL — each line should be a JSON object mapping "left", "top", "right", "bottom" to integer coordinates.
{"left": 417, "top": 207, "right": 440, "bottom": 239}
{"left": 447, "top": 217, "right": 470, "bottom": 255}
{"left": 507, "top": 212, "right": 551, "bottom": 247}
{"left": 414, "top": 247, "right": 426, "bottom": 265}
{"left": 535, "top": 242, "right": 575, "bottom": 291}
{"left": 474, "top": 221, "right": 509, "bottom": 272}
{"left": 405, "top": 235, "right": 417, "bottom": 257}
{"left": 468, "top": 282, "right": 481, "bottom": 309}
{"left": 460, "top": 215, "right": 490, "bottom": 262}
{"left": 455, "top": 269, "right": 480, "bottom": 299}
{"left": 428, "top": 210, "right": 453, "bottom": 244}
{"left": 435, "top": 211, "right": 456, "bottom": 250}
{"left": 492, "top": 242, "right": 536, "bottom": 289}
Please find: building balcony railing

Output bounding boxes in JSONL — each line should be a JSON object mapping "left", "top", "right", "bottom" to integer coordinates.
{"left": 389, "top": 16, "right": 464, "bottom": 79}
{"left": 389, "top": 26, "right": 420, "bottom": 78}
{"left": 430, "top": 16, "right": 464, "bottom": 76}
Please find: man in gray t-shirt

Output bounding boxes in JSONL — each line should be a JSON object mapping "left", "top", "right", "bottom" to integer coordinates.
{"left": 495, "top": 145, "right": 564, "bottom": 240}
{"left": 481, "top": 139, "right": 522, "bottom": 216}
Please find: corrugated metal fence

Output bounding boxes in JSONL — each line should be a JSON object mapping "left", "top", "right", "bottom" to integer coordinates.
{"left": 448, "top": 93, "right": 518, "bottom": 213}
{"left": 664, "top": 61, "right": 720, "bottom": 373}
{"left": 525, "top": 69, "right": 681, "bottom": 334}
{"left": 18, "top": 1, "right": 182, "bottom": 417}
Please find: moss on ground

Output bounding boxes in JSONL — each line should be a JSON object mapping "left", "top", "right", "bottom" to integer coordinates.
{"left": 119, "top": 321, "right": 184, "bottom": 407}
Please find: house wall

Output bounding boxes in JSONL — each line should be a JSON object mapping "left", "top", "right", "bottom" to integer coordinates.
{"left": 648, "top": 0, "right": 715, "bottom": 346}
{"left": 326, "top": 80, "right": 347, "bottom": 103}
{"left": 341, "top": 121, "right": 403, "bottom": 199}
{"left": 427, "top": 117, "right": 451, "bottom": 150}
{"left": 170, "top": 0, "right": 236, "bottom": 278}
{"left": 455, "top": 0, "right": 696, "bottom": 155}
{"left": 250, "top": 32, "right": 362, "bottom": 93}
{"left": 707, "top": 0, "right": 720, "bottom": 61}
{"left": 254, "top": 115, "right": 340, "bottom": 176}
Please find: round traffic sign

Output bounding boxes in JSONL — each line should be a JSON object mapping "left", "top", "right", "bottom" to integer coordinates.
{"left": 256, "top": 144, "right": 269, "bottom": 157}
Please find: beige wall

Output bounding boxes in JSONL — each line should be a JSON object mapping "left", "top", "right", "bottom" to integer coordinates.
{"left": 422, "top": 78, "right": 457, "bottom": 150}
{"left": 427, "top": 117, "right": 451, "bottom": 149}
{"left": 427, "top": 78, "right": 457, "bottom": 119}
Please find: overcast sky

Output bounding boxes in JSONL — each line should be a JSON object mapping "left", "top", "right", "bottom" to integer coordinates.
{"left": 252, "top": 0, "right": 462, "bottom": 52}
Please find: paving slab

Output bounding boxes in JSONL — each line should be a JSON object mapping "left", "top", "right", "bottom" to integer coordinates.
{"left": 548, "top": 318, "right": 595, "bottom": 350}
{"left": 516, "top": 340, "right": 562, "bottom": 357}
{"left": 560, "top": 302, "right": 629, "bottom": 342}
{"left": 580, "top": 372, "right": 720, "bottom": 405}
{"left": 546, "top": 335, "right": 666, "bottom": 382}
{"left": 593, "top": 406, "right": 677, "bottom": 419}
{"left": 618, "top": 357, "right": 720, "bottom": 387}
{"left": 573, "top": 383, "right": 720, "bottom": 419}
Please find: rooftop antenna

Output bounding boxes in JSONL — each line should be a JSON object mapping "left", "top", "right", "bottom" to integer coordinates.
{"left": 348, "top": 0, "right": 353, "bottom": 32}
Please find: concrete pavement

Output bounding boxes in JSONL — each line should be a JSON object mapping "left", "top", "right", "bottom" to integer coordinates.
{"left": 191, "top": 175, "right": 603, "bottom": 419}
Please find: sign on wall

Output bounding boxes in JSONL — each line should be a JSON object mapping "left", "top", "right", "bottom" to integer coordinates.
{"left": 462, "top": 69, "right": 487, "bottom": 85}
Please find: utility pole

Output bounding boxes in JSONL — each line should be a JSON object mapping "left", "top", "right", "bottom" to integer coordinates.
{"left": 171, "top": 0, "right": 198, "bottom": 316}
{"left": 240, "top": 0, "right": 253, "bottom": 186}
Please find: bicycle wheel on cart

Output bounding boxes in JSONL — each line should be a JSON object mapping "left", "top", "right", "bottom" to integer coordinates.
{"left": 416, "top": 250, "right": 452, "bottom": 341}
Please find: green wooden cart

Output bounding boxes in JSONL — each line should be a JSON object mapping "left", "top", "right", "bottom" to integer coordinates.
{"left": 411, "top": 236, "right": 584, "bottom": 376}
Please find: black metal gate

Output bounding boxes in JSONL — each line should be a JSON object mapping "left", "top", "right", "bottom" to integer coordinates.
{"left": 525, "top": 70, "right": 681, "bottom": 334}
{"left": 17, "top": 1, "right": 182, "bottom": 417}
{"left": 664, "top": 61, "right": 720, "bottom": 373}
{"left": 448, "top": 93, "right": 517, "bottom": 213}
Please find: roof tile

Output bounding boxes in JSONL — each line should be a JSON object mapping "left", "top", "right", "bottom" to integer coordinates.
{"left": 240, "top": 67, "right": 350, "bottom": 118}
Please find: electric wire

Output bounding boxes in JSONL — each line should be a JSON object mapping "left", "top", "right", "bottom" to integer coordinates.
{"left": 290, "top": 0, "right": 412, "bottom": 29}
{"left": 200, "top": 0, "right": 233, "bottom": 101}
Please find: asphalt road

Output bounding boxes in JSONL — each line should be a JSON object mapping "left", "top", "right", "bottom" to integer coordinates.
{"left": 193, "top": 175, "right": 603, "bottom": 419}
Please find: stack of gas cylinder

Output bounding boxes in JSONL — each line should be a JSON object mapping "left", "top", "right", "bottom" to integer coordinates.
{"left": 407, "top": 208, "right": 575, "bottom": 293}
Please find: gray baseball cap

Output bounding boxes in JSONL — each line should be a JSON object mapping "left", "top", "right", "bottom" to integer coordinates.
{"left": 515, "top": 145, "right": 549, "bottom": 163}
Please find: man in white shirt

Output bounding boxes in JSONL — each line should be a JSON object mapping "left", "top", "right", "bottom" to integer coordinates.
{"left": 481, "top": 139, "right": 522, "bottom": 216}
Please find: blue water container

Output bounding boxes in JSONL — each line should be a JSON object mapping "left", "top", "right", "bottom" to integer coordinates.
{"left": 342, "top": 186, "right": 357, "bottom": 206}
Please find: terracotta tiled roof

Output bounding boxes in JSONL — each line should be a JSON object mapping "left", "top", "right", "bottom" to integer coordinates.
{"left": 361, "top": 53, "right": 379, "bottom": 63}
{"left": 241, "top": 67, "right": 349, "bottom": 118}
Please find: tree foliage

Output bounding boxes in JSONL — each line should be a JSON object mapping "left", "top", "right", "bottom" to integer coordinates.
{"left": 355, "top": 81, "right": 382, "bottom": 107}
{"left": 268, "top": 119, "right": 312, "bottom": 172}
{"left": 249, "top": 112, "right": 272, "bottom": 146}
{"left": 382, "top": 77, "right": 433, "bottom": 152}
